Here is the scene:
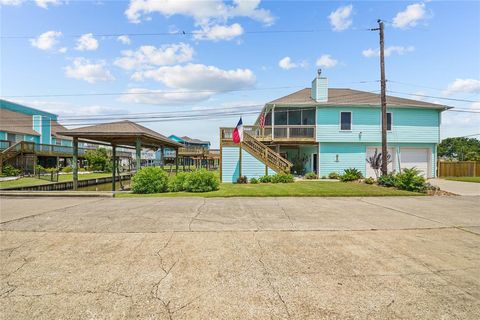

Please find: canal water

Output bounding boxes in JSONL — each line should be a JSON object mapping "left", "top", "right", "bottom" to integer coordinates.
{"left": 77, "top": 180, "right": 131, "bottom": 191}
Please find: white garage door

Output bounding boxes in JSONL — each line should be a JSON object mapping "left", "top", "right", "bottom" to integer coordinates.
{"left": 366, "top": 147, "right": 396, "bottom": 178}
{"left": 400, "top": 148, "right": 430, "bottom": 178}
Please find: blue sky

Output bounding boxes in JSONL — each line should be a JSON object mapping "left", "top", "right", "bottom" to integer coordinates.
{"left": 1, "top": 0, "right": 479, "bottom": 147}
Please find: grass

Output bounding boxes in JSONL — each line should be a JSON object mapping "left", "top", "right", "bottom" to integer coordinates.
{"left": 444, "top": 176, "right": 480, "bottom": 183}
{"left": 0, "top": 172, "right": 113, "bottom": 189}
{"left": 118, "top": 181, "right": 422, "bottom": 198}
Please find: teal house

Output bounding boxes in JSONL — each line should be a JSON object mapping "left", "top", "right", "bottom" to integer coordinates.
{"left": 220, "top": 72, "right": 448, "bottom": 183}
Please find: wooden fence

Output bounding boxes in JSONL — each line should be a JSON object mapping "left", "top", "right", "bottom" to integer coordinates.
{"left": 438, "top": 161, "right": 480, "bottom": 177}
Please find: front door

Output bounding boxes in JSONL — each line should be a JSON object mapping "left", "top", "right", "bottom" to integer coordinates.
{"left": 313, "top": 154, "right": 318, "bottom": 174}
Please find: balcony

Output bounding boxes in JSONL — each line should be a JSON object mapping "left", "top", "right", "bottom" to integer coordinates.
{"left": 221, "top": 125, "right": 316, "bottom": 144}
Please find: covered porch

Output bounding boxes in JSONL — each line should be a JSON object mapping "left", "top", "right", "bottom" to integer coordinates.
{"left": 59, "top": 120, "right": 183, "bottom": 191}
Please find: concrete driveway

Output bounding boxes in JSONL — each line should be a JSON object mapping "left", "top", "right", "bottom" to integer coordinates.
{"left": 429, "top": 178, "right": 480, "bottom": 196}
{"left": 1, "top": 196, "right": 479, "bottom": 319}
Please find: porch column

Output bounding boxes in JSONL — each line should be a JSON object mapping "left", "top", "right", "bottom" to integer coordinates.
{"left": 135, "top": 137, "right": 141, "bottom": 171}
{"left": 161, "top": 146, "right": 165, "bottom": 169}
{"left": 112, "top": 144, "right": 116, "bottom": 192}
{"left": 271, "top": 105, "right": 275, "bottom": 140}
{"left": 72, "top": 137, "right": 78, "bottom": 191}
{"left": 175, "top": 147, "right": 179, "bottom": 175}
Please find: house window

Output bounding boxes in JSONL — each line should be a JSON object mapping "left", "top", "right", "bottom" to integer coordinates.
{"left": 288, "top": 110, "right": 301, "bottom": 125}
{"left": 302, "top": 109, "right": 315, "bottom": 125}
{"left": 387, "top": 112, "right": 392, "bottom": 131}
{"left": 274, "top": 109, "right": 287, "bottom": 125}
{"left": 340, "top": 112, "right": 352, "bottom": 131}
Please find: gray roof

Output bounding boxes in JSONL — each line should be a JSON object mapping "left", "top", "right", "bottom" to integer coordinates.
{"left": 51, "top": 120, "right": 72, "bottom": 140}
{"left": 267, "top": 88, "right": 448, "bottom": 109}
{"left": 0, "top": 108, "right": 41, "bottom": 136}
{"left": 58, "top": 120, "right": 183, "bottom": 148}
{"left": 181, "top": 136, "right": 210, "bottom": 145}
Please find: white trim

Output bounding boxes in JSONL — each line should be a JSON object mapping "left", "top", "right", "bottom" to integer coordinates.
{"left": 339, "top": 111, "right": 352, "bottom": 131}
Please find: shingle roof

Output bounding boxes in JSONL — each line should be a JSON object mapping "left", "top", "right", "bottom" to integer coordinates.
{"left": 267, "top": 88, "right": 448, "bottom": 109}
{"left": 0, "top": 108, "right": 40, "bottom": 136}
{"left": 180, "top": 136, "right": 210, "bottom": 145}
{"left": 58, "top": 120, "right": 183, "bottom": 148}
{"left": 51, "top": 120, "right": 72, "bottom": 140}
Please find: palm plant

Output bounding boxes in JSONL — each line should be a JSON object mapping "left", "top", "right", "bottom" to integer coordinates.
{"left": 366, "top": 149, "right": 392, "bottom": 178}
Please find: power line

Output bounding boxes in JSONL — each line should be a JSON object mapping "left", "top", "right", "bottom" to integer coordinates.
{"left": 387, "top": 90, "right": 479, "bottom": 103}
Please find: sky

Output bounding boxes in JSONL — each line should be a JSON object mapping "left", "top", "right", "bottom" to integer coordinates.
{"left": 1, "top": 0, "right": 479, "bottom": 148}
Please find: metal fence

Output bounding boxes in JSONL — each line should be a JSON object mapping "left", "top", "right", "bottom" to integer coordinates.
{"left": 37, "top": 168, "right": 59, "bottom": 182}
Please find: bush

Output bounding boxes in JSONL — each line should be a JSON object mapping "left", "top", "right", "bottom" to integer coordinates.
{"left": 85, "top": 147, "right": 110, "bottom": 171}
{"left": 237, "top": 176, "right": 248, "bottom": 184}
{"left": 321, "top": 176, "right": 327, "bottom": 179}
{"left": 271, "top": 173, "right": 294, "bottom": 183}
{"left": 339, "top": 168, "right": 363, "bottom": 182}
{"left": 184, "top": 169, "right": 219, "bottom": 192}
{"left": 250, "top": 177, "right": 259, "bottom": 184}
{"left": 394, "top": 168, "right": 427, "bottom": 192}
{"left": 132, "top": 167, "right": 169, "bottom": 194}
{"left": 377, "top": 172, "right": 397, "bottom": 187}
{"left": 304, "top": 172, "right": 318, "bottom": 180}
{"left": 61, "top": 166, "right": 72, "bottom": 173}
{"left": 259, "top": 175, "right": 272, "bottom": 183}
{"left": 364, "top": 177, "right": 375, "bottom": 185}
{"left": 168, "top": 172, "right": 188, "bottom": 192}
{"left": 328, "top": 172, "right": 340, "bottom": 180}
{"left": 2, "top": 164, "right": 21, "bottom": 177}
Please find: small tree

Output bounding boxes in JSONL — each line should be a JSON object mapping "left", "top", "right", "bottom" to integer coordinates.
{"left": 366, "top": 149, "right": 392, "bottom": 178}
{"left": 84, "top": 147, "right": 110, "bottom": 171}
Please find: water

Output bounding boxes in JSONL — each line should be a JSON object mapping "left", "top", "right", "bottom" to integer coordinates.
{"left": 77, "top": 180, "right": 131, "bottom": 191}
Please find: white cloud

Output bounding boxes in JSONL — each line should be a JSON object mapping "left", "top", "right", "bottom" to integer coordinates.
{"left": 0, "top": 0, "right": 24, "bottom": 5}
{"left": 75, "top": 33, "right": 99, "bottom": 51}
{"left": 117, "top": 35, "right": 131, "bottom": 45}
{"left": 119, "top": 88, "right": 213, "bottom": 105}
{"left": 125, "top": 0, "right": 274, "bottom": 26}
{"left": 132, "top": 63, "right": 256, "bottom": 93}
{"left": 35, "top": 0, "right": 62, "bottom": 9}
{"left": 193, "top": 23, "right": 244, "bottom": 41}
{"left": 278, "top": 56, "right": 307, "bottom": 70}
{"left": 328, "top": 4, "right": 353, "bottom": 31}
{"left": 362, "top": 45, "right": 415, "bottom": 58}
{"left": 30, "top": 31, "right": 62, "bottom": 51}
{"left": 316, "top": 54, "right": 338, "bottom": 68}
{"left": 114, "top": 43, "right": 194, "bottom": 70}
{"left": 64, "top": 58, "right": 114, "bottom": 83}
{"left": 444, "top": 79, "right": 480, "bottom": 95}
{"left": 393, "top": 2, "right": 428, "bottom": 29}
{"left": 58, "top": 47, "right": 68, "bottom": 53}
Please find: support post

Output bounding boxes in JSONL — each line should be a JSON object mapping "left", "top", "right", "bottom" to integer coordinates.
{"left": 135, "top": 137, "right": 141, "bottom": 172}
{"left": 112, "top": 144, "right": 116, "bottom": 192}
{"left": 239, "top": 142, "right": 242, "bottom": 178}
{"left": 160, "top": 146, "right": 165, "bottom": 169}
{"left": 175, "top": 148, "right": 179, "bottom": 175}
{"left": 72, "top": 137, "right": 78, "bottom": 191}
{"left": 378, "top": 19, "right": 388, "bottom": 176}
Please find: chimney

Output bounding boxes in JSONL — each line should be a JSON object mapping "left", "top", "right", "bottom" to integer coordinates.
{"left": 311, "top": 69, "right": 328, "bottom": 102}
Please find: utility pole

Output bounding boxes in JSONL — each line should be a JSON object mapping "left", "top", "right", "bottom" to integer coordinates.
{"left": 371, "top": 19, "right": 388, "bottom": 175}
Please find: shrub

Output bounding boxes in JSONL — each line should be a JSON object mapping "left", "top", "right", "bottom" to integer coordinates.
{"left": 184, "top": 169, "right": 219, "bottom": 192}
{"left": 132, "top": 167, "right": 169, "bottom": 194}
{"left": 328, "top": 172, "right": 340, "bottom": 180}
{"left": 291, "top": 155, "right": 308, "bottom": 175}
{"left": 250, "top": 177, "right": 259, "bottom": 184}
{"left": 321, "top": 176, "right": 327, "bottom": 179}
{"left": 237, "top": 176, "right": 248, "bottom": 184}
{"left": 271, "top": 173, "right": 294, "bottom": 183}
{"left": 366, "top": 149, "right": 392, "bottom": 179}
{"left": 259, "top": 175, "right": 272, "bottom": 183}
{"left": 85, "top": 147, "right": 110, "bottom": 171}
{"left": 168, "top": 172, "right": 188, "bottom": 192}
{"left": 364, "top": 177, "right": 375, "bottom": 185}
{"left": 61, "top": 166, "right": 72, "bottom": 173}
{"left": 2, "top": 164, "right": 21, "bottom": 177}
{"left": 377, "top": 172, "right": 397, "bottom": 187}
{"left": 339, "top": 168, "right": 363, "bottom": 182}
{"left": 394, "top": 168, "right": 427, "bottom": 192}
{"left": 304, "top": 172, "right": 318, "bottom": 180}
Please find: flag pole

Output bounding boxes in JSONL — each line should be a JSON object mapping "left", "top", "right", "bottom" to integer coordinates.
{"left": 239, "top": 141, "right": 242, "bottom": 178}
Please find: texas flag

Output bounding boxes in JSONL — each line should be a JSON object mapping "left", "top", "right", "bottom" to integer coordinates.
{"left": 232, "top": 117, "right": 243, "bottom": 144}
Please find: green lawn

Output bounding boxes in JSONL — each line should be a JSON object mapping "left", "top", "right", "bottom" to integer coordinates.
{"left": 444, "top": 176, "right": 480, "bottom": 183}
{"left": 119, "top": 181, "right": 421, "bottom": 198}
{"left": 0, "top": 173, "right": 113, "bottom": 189}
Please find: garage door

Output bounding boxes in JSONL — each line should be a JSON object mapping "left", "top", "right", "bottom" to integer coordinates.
{"left": 366, "top": 147, "right": 396, "bottom": 178}
{"left": 400, "top": 148, "right": 430, "bottom": 178}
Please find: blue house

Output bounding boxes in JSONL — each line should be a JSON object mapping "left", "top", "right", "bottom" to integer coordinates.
{"left": 220, "top": 72, "right": 448, "bottom": 182}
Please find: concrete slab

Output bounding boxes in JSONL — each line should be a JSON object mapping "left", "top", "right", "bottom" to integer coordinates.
{"left": 429, "top": 178, "right": 480, "bottom": 196}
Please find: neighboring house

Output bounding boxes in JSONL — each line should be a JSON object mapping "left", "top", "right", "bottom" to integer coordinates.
{"left": 219, "top": 72, "right": 449, "bottom": 182}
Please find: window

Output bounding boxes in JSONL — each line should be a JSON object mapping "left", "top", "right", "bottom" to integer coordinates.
{"left": 387, "top": 112, "right": 392, "bottom": 131}
{"left": 340, "top": 112, "right": 352, "bottom": 131}
{"left": 274, "top": 109, "right": 287, "bottom": 125}
{"left": 302, "top": 108, "right": 315, "bottom": 125}
{"left": 288, "top": 110, "right": 301, "bottom": 125}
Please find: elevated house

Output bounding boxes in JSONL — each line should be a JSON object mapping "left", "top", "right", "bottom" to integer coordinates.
{"left": 220, "top": 72, "right": 449, "bottom": 182}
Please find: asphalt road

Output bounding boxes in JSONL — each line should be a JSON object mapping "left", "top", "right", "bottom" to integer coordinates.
{"left": 1, "top": 196, "right": 479, "bottom": 319}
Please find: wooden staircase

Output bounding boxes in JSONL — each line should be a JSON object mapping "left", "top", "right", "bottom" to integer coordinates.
{"left": 242, "top": 132, "right": 292, "bottom": 174}
{"left": 0, "top": 141, "right": 34, "bottom": 172}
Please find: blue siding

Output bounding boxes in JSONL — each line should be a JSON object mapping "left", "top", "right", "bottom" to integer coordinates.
{"left": 242, "top": 149, "right": 269, "bottom": 179}
{"left": 41, "top": 116, "right": 51, "bottom": 145}
{"left": 221, "top": 147, "right": 241, "bottom": 183}
{"left": 317, "top": 107, "right": 440, "bottom": 143}
{"left": 0, "top": 132, "right": 6, "bottom": 140}
{"left": 0, "top": 99, "right": 58, "bottom": 120}
{"left": 311, "top": 77, "right": 328, "bottom": 102}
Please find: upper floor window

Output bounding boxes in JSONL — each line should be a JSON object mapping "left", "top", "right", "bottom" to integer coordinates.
{"left": 340, "top": 112, "right": 352, "bottom": 131}
{"left": 387, "top": 112, "right": 392, "bottom": 131}
{"left": 302, "top": 109, "right": 315, "bottom": 125}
